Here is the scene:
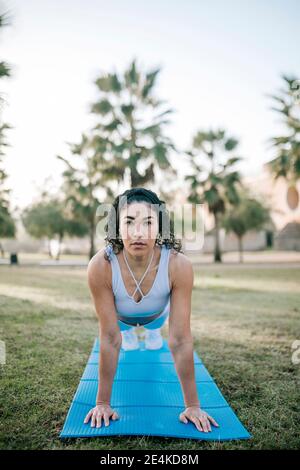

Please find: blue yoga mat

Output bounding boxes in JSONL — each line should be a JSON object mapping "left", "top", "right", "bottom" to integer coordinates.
{"left": 60, "top": 338, "right": 251, "bottom": 441}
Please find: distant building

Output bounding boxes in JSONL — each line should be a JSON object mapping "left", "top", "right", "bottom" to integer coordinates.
{"left": 243, "top": 164, "right": 300, "bottom": 251}
{"left": 182, "top": 164, "right": 300, "bottom": 253}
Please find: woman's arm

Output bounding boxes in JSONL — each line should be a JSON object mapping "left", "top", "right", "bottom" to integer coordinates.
{"left": 87, "top": 251, "right": 122, "bottom": 407}
{"left": 168, "top": 253, "right": 219, "bottom": 432}
{"left": 96, "top": 326, "right": 121, "bottom": 405}
{"left": 168, "top": 253, "right": 200, "bottom": 407}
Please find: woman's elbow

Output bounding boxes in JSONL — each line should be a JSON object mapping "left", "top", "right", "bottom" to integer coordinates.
{"left": 100, "top": 330, "right": 122, "bottom": 349}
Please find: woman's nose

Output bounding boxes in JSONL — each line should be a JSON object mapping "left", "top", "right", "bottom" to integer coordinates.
{"left": 133, "top": 224, "right": 143, "bottom": 236}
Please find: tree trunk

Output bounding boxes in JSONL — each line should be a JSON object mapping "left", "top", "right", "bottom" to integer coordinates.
{"left": 48, "top": 239, "right": 52, "bottom": 259}
{"left": 214, "top": 213, "right": 222, "bottom": 263}
{"left": 55, "top": 235, "right": 63, "bottom": 261}
{"left": 0, "top": 242, "right": 4, "bottom": 258}
{"left": 238, "top": 235, "right": 244, "bottom": 263}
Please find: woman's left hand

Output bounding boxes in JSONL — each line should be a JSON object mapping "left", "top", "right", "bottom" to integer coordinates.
{"left": 179, "top": 406, "right": 219, "bottom": 432}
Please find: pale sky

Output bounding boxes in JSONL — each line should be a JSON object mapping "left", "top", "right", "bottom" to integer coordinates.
{"left": 1, "top": 0, "right": 299, "bottom": 211}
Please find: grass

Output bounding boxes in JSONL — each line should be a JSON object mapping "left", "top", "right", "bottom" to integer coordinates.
{"left": 0, "top": 263, "right": 299, "bottom": 450}
{"left": 0, "top": 252, "right": 88, "bottom": 263}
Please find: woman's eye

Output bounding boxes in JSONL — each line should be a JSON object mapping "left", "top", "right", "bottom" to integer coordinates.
{"left": 125, "top": 221, "right": 151, "bottom": 225}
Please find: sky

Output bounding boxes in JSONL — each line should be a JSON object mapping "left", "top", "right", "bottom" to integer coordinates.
{"left": 1, "top": 0, "right": 299, "bottom": 210}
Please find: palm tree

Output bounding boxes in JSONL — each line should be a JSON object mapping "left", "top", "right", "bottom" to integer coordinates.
{"left": 0, "top": 8, "right": 15, "bottom": 255}
{"left": 185, "top": 129, "right": 243, "bottom": 262}
{"left": 0, "top": 9, "right": 11, "bottom": 136}
{"left": 266, "top": 74, "right": 300, "bottom": 183}
{"left": 57, "top": 132, "right": 115, "bottom": 259}
{"left": 0, "top": 9, "right": 12, "bottom": 171}
{"left": 90, "top": 58, "right": 177, "bottom": 188}
{"left": 0, "top": 10, "right": 11, "bottom": 79}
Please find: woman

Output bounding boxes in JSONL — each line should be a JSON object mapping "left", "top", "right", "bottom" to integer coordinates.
{"left": 84, "top": 188, "right": 219, "bottom": 434}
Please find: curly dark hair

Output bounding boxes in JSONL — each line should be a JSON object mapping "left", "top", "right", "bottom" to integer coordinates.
{"left": 103, "top": 187, "right": 183, "bottom": 260}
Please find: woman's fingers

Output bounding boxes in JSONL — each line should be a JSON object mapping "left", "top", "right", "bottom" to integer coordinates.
{"left": 103, "top": 413, "right": 110, "bottom": 427}
{"left": 84, "top": 407, "right": 119, "bottom": 427}
{"left": 182, "top": 413, "right": 214, "bottom": 433}
{"left": 207, "top": 414, "right": 219, "bottom": 427}
{"left": 179, "top": 410, "right": 220, "bottom": 433}
{"left": 96, "top": 414, "right": 102, "bottom": 428}
{"left": 86, "top": 409, "right": 120, "bottom": 428}
{"left": 197, "top": 417, "right": 207, "bottom": 432}
{"left": 200, "top": 416, "right": 210, "bottom": 432}
{"left": 179, "top": 412, "right": 208, "bottom": 432}
{"left": 179, "top": 412, "right": 188, "bottom": 424}
{"left": 91, "top": 413, "right": 96, "bottom": 427}
{"left": 190, "top": 416, "right": 203, "bottom": 432}
{"left": 83, "top": 409, "right": 93, "bottom": 424}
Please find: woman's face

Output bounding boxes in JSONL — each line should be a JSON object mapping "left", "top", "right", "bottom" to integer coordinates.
{"left": 119, "top": 202, "right": 159, "bottom": 253}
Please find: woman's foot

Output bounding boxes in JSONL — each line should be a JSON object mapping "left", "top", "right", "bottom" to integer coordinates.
{"left": 121, "top": 327, "right": 139, "bottom": 351}
{"left": 145, "top": 328, "right": 163, "bottom": 350}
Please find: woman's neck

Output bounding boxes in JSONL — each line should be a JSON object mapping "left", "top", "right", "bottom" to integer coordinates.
{"left": 123, "top": 245, "right": 157, "bottom": 271}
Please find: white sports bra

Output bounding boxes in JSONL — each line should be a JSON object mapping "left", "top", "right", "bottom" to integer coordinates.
{"left": 104, "top": 244, "right": 171, "bottom": 325}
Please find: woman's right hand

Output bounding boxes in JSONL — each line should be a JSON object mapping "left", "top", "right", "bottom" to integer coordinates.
{"left": 84, "top": 404, "right": 120, "bottom": 428}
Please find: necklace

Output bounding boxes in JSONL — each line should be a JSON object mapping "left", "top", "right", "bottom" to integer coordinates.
{"left": 122, "top": 247, "right": 155, "bottom": 299}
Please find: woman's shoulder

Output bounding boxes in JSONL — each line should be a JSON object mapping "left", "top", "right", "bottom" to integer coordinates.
{"left": 169, "top": 247, "right": 192, "bottom": 267}
{"left": 168, "top": 247, "right": 193, "bottom": 289}
{"left": 89, "top": 246, "right": 112, "bottom": 264}
{"left": 87, "top": 247, "right": 113, "bottom": 289}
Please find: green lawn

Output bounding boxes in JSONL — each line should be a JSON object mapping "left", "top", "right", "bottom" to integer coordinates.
{"left": 0, "top": 263, "right": 299, "bottom": 450}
